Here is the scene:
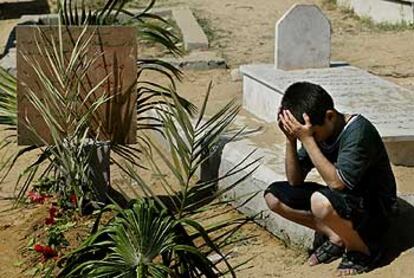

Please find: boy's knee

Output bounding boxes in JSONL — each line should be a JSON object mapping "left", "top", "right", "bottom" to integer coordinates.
{"left": 264, "top": 193, "right": 283, "bottom": 212}
{"left": 310, "top": 192, "right": 333, "bottom": 220}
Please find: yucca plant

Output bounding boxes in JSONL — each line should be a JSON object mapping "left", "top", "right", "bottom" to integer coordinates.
{"left": 12, "top": 24, "right": 118, "bottom": 212}
{"left": 60, "top": 85, "right": 261, "bottom": 277}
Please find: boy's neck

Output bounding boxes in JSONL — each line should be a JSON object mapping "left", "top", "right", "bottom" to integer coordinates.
{"left": 326, "top": 112, "right": 348, "bottom": 144}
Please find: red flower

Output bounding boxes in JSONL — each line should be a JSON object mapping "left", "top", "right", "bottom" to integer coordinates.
{"left": 42, "top": 246, "right": 58, "bottom": 258}
{"left": 69, "top": 194, "right": 77, "bottom": 206}
{"left": 45, "top": 205, "right": 58, "bottom": 225}
{"left": 33, "top": 244, "right": 58, "bottom": 260}
{"left": 33, "top": 244, "right": 44, "bottom": 253}
{"left": 45, "top": 217, "right": 55, "bottom": 225}
{"left": 27, "top": 191, "right": 46, "bottom": 204}
{"left": 49, "top": 206, "right": 58, "bottom": 218}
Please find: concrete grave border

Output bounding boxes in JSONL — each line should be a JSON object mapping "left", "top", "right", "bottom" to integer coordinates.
{"left": 337, "top": 0, "right": 414, "bottom": 24}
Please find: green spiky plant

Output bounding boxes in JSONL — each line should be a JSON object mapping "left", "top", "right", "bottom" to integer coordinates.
{"left": 59, "top": 85, "right": 261, "bottom": 277}
{"left": 13, "top": 24, "right": 116, "bottom": 213}
{"left": 0, "top": 67, "right": 16, "bottom": 127}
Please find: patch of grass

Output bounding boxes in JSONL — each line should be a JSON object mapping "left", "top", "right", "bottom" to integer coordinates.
{"left": 322, "top": 0, "right": 337, "bottom": 9}
{"left": 192, "top": 9, "right": 230, "bottom": 60}
{"left": 322, "top": 2, "right": 336, "bottom": 11}
{"left": 359, "top": 16, "right": 414, "bottom": 32}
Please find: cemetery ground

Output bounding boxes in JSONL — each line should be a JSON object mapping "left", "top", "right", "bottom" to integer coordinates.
{"left": 1, "top": 0, "right": 414, "bottom": 277}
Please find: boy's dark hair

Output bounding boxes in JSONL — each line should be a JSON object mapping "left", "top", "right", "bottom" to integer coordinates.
{"left": 281, "top": 82, "right": 334, "bottom": 125}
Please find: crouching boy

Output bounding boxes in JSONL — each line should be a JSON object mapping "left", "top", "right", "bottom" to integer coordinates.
{"left": 264, "top": 82, "right": 397, "bottom": 275}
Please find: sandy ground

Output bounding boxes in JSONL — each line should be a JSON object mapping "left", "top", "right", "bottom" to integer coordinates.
{"left": 1, "top": 0, "right": 414, "bottom": 277}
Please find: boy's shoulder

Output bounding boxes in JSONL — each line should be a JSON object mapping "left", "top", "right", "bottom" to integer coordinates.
{"left": 342, "top": 114, "right": 380, "bottom": 142}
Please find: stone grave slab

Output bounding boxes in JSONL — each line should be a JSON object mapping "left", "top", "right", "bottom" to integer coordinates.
{"left": 275, "top": 4, "right": 330, "bottom": 70}
{"left": 241, "top": 64, "right": 414, "bottom": 141}
{"left": 16, "top": 26, "right": 138, "bottom": 145}
{"left": 240, "top": 64, "right": 414, "bottom": 165}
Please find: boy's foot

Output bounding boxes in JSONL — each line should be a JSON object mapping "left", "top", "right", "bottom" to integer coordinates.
{"left": 336, "top": 251, "right": 371, "bottom": 276}
{"left": 308, "top": 240, "right": 344, "bottom": 266}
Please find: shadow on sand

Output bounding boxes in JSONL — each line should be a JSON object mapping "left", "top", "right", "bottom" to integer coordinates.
{"left": 0, "top": 0, "right": 49, "bottom": 20}
{"left": 375, "top": 197, "right": 414, "bottom": 267}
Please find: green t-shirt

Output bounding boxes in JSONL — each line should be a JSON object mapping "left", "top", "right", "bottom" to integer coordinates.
{"left": 297, "top": 115, "right": 397, "bottom": 214}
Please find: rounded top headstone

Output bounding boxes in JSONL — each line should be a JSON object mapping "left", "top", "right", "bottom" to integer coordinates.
{"left": 275, "top": 4, "right": 331, "bottom": 70}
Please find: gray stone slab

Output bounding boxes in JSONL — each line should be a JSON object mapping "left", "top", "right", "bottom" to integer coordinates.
{"left": 240, "top": 64, "right": 414, "bottom": 142}
{"left": 218, "top": 135, "right": 315, "bottom": 248}
{"left": 172, "top": 7, "right": 209, "bottom": 51}
{"left": 275, "top": 4, "right": 330, "bottom": 70}
{"left": 162, "top": 51, "right": 226, "bottom": 70}
{"left": 0, "top": 48, "right": 16, "bottom": 75}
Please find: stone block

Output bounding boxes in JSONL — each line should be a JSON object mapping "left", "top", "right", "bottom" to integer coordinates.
{"left": 215, "top": 132, "right": 315, "bottom": 248}
{"left": 0, "top": 48, "right": 16, "bottom": 75}
{"left": 275, "top": 4, "right": 331, "bottom": 70}
{"left": 385, "top": 141, "right": 414, "bottom": 166}
{"left": 162, "top": 51, "right": 226, "bottom": 70}
{"left": 242, "top": 72, "right": 282, "bottom": 122}
{"left": 172, "top": 7, "right": 209, "bottom": 51}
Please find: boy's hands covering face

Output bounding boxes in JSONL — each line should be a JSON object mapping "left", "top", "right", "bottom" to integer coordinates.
{"left": 277, "top": 108, "right": 296, "bottom": 142}
{"left": 279, "top": 110, "right": 314, "bottom": 142}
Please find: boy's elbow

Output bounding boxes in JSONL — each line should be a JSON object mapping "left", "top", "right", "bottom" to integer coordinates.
{"left": 328, "top": 180, "right": 346, "bottom": 191}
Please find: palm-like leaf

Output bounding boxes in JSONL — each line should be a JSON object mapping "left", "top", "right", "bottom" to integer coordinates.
{"left": 120, "top": 86, "right": 260, "bottom": 276}
{"left": 61, "top": 86, "right": 260, "bottom": 276}
{"left": 61, "top": 199, "right": 196, "bottom": 277}
{"left": 0, "top": 67, "right": 17, "bottom": 127}
{"left": 134, "top": 84, "right": 261, "bottom": 217}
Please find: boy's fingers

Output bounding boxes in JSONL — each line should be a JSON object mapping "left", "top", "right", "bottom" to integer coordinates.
{"left": 303, "top": 113, "right": 312, "bottom": 126}
{"left": 280, "top": 116, "right": 293, "bottom": 133}
{"left": 277, "top": 112, "right": 282, "bottom": 121}
{"left": 282, "top": 112, "right": 295, "bottom": 130}
{"left": 285, "top": 110, "right": 300, "bottom": 125}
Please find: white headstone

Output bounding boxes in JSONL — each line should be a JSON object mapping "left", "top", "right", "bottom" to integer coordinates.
{"left": 275, "top": 4, "right": 331, "bottom": 70}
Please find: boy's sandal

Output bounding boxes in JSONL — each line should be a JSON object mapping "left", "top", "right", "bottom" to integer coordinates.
{"left": 308, "top": 240, "right": 345, "bottom": 266}
{"left": 336, "top": 251, "right": 372, "bottom": 276}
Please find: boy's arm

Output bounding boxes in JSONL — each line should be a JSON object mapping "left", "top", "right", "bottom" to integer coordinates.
{"left": 301, "top": 137, "right": 346, "bottom": 190}
{"left": 278, "top": 112, "right": 306, "bottom": 185}
{"left": 285, "top": 139, "right": 306, "bottom": 186}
